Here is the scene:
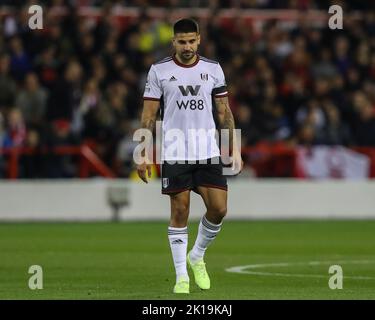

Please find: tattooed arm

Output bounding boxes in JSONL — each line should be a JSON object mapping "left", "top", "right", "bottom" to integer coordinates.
{"left": 137, "top": 99, "right": 160, "bottom": 183}
{"left": 215, "top": 96, "right": 243, "bottom": 174}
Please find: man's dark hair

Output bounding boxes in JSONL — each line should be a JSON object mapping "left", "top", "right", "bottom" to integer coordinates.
{"left": 173, "top": 18, "right": 199, "bottom": 35}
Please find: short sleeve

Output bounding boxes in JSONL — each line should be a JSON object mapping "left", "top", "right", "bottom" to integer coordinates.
{"left": 212, "top": 63, "right": 228, "bottom": 98}
{"left": 143, "top": 65, "right": 162, "bottom": 101}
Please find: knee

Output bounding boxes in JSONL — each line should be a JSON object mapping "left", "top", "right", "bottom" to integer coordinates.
{"left": 209, "top": 205, "right": 227, "bottom": 221}
{"left": 172, "top": 201, "right": 189, "bottom": 222}
{"left": 174, "top": 202, "right": 189, "bottom": 216}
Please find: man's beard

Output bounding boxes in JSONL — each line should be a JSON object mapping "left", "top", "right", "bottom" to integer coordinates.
{"left": 180, "top": 51, "right": 195, "bottom": 61}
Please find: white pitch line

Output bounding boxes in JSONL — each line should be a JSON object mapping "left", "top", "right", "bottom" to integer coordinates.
{"left": 225, "top": 260, "right": 375, "bottom": 280}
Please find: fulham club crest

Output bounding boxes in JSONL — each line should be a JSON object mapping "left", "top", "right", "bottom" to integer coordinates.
{"left": 200, "top": 73, "right": 208, "bottom": 81}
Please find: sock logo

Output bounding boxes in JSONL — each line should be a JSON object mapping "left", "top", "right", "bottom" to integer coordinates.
{"left": 171, "top": 239, "right": 184, "bottom": 244}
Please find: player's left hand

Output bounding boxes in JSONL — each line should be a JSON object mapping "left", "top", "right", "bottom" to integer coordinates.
{"left": 231, "top": 151, "right": 244, "bottom": 176}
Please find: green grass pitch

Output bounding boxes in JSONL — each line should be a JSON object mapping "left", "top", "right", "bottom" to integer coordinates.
{"left": 0, "top": 220, "right": 374, "bottom": 299}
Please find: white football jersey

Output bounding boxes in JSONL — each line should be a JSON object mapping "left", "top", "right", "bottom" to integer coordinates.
{"left": 143, "top": 55, "right": 228, "bottom": 161}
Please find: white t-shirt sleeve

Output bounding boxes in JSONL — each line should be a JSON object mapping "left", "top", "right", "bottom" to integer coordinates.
{"left": 212, "top": 63, "right": 228, "bottom": 98}
{"left": 143, "top": 65, "right": 162, "bottom": 100}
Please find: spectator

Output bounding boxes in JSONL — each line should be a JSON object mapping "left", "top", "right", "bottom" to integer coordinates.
{"left": 47, "top": 60, "right": 83, "bottom": 122}
{"left": 5, "top": 108, "right": 27, "bottom": 147}
{"left": 34, "top": 46, "right": 60, "bottom": 89}
{"left": 0, "top": 54, "right": 17, "bottom": 109}
{"left": 72, "top": 78, "right": 101, "bottom": 135}
{"left": 45, "top": 119, "right": 80, "bottom": 178}
{"left": 312, "top": 48, "right": 337, "bottom": 79}
{"left": 353, "top": 100, "right": 375, "bottom": 146}
{"left": 20, "top": 127, "right": 45, "bottom": 178}
{"left": 322, "top": 101, "right": 352, "bottom": 146}
{"left": 9, "top": 36, "right": 31, "bottom": 81}
{"left": 235, "top": 104, "right": 260, "bottom": 146}
{"left": 296, "top": 99, "right": 326, "bottom": 134}
{"left": 16, "top": 73, "right": 48, "bottom": 127}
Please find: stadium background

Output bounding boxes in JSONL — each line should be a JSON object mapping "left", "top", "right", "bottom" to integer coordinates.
{"left": 0, "top": 0, "right": 375, "bottom": 300}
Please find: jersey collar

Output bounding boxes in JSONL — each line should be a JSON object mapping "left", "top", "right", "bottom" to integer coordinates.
{"left": 172, "top": 54, "right": 200, "bottom": 68}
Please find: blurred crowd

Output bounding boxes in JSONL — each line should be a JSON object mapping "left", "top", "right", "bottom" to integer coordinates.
{"left": 1, "top": 0, "right": 371, "bottom": 10}
{"left": 0, "top": 1, "right": 375, "bottom": 178}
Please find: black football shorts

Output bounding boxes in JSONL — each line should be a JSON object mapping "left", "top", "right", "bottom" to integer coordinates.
{"left": 161, "top": 157, "right": 228, "bottom": 195}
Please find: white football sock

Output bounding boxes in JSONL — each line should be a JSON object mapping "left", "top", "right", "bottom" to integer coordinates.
{"left": 168, "top": 226, "right": 189, "bottom": 281}
{"left": 189, "top": 215, "right": 222, "bottom": 264}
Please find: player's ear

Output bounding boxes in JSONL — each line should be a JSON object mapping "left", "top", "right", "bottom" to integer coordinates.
{"left": 197, "top": 34, "right": 201, "bottom": 45}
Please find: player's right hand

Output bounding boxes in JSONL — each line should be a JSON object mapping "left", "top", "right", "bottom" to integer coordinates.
{"left": 137, "top": 163, "right": 152, "bottom": 183}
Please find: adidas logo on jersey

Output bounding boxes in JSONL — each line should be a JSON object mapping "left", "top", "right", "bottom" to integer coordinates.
{"left": 169, "top": 76, "right": 177, "bottom": 81}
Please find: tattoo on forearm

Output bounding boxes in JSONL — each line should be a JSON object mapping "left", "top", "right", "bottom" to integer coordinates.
{"left": 224, "top": 108, "right": 235, "bottom": 152}
{"left": 217, "top": 98, "right": 236, "bottom": 152}
{"left": 223, "top": 107, "right": 235, "bottom": 131}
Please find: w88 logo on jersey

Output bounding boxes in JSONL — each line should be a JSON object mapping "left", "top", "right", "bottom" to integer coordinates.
{"left": 176, "top": 99, "right": 204, "bottom": 110}
{"left": 176, "top": 85, "right": 204, "bottom": 110}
